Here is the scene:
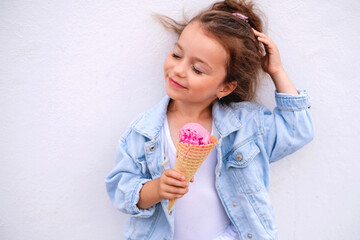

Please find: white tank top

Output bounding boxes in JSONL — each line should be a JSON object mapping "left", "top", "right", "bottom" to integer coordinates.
{"left": 162, "top": 116, "right": 230, "bottom": 239}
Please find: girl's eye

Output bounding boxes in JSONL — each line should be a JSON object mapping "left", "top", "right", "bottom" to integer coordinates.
{"left": 192, "top": 66, "right": 203, "bottom": 75}
{"left": 171, "top": 52, "right": 202, "bottom": 74}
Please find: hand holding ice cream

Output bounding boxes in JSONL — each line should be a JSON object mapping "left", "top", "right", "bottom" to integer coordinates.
{"left": 157, "top": 169, "right": 190, "bottom": 202}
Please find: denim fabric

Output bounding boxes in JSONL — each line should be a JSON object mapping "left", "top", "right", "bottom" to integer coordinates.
{"left": 105, "top": 90, "right": 314, "bottom": 240}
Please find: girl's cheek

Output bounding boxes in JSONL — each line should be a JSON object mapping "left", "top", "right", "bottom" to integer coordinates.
{"left": 166, "top": 58, "right": 176, "bottom": 68}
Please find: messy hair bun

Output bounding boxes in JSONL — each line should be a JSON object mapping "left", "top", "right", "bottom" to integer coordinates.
{"left": 157, "top": 0, "right": 266, "bottom": 105}
{"left": 211, "top": 0, "right": 263, "bottom": 32}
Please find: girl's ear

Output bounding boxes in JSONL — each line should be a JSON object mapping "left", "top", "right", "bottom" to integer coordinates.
{"left": 217, "top": 81, "right": 237, "bottom": 99}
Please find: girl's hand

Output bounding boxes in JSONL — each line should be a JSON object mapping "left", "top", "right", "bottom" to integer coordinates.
{"left": 252, "top": 28, "right": 284, "bottom": 77}
{"left": 252, "top": 28, "right": 298, "bottom": 95}
{"left": 158, "top": 169, "right": 189, "bottom": 200}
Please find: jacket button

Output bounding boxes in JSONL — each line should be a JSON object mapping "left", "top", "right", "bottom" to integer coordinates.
{"left": 232, "top": 202, "right": 237, "bottom": 207}
{"left": 149, "top": 145, "right": 155, "bottom": 151}
{"left": 236, "top": 153, "right": 242, "bottom": 162}
{"left": 169, "top": 210, "right": 173, "bottom": 216}
{"left": 247, "top": 233, "right": 252, "bottom": 238}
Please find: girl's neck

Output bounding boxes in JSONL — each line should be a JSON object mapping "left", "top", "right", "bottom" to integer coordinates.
{"left": 167, "top": 99, "right": 213, "bottom": 122}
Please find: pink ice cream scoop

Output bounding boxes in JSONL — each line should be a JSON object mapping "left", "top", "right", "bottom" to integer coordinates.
{"left": 179, "top": 123, "right": 211, "bottom": 145}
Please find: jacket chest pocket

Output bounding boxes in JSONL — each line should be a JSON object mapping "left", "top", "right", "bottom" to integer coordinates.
{"left": 225, "top": 140, "right": 263, "bottom": 194}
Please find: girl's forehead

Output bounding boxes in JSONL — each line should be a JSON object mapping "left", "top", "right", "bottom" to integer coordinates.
{"left": 179, "top": 22, "right": 219, "bottom": 47}
{"left": 177, "top": 21, "right": 228, "bottom": 64}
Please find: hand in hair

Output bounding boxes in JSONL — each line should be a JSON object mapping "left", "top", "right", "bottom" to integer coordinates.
{"left": 252, "top": 28, "right": 298, "bottom": 95}
{"left": 252, "top": 28, "right": 283, "bottom": 76}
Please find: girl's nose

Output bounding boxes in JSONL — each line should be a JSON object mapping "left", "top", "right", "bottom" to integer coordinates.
{"left": 173, "top": 59, "right": 187, "bottom": 78}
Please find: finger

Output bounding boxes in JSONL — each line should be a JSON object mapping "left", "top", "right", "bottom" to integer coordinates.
{"left": 252, "top": 29, "right": 274, "bottom": 46}
{"left": 164, "top": 177, "right": 189, "bottom": 188}
{"left": 164, "top": 185, "right": 189, "bottom": 195}
{"left": 257, "top": 37, "right": 276, "bottom": 54}
{"left": 167, "top": 192, "right": 188, "bottom": 200}
{"left": 252, "top": 28, "right": 268, "bottom": 38}
{"left": 257, "top": 36, "right": 272, "bottom": 46}
{"left": 165, "top": 169, "right": 185, "bottom": 181}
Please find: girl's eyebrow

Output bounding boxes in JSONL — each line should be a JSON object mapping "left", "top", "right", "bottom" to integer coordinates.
{"left": 175, "top": 42, "right": 213, "bottom": 71}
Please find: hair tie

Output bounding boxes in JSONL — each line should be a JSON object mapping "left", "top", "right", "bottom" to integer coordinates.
{"left": 232, "top": 13, "right": 249, "bottom": 22}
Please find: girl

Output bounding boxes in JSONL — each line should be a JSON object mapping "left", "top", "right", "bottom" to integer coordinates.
{"left": 105, "top": 0, "right": 314, "bottom": 239}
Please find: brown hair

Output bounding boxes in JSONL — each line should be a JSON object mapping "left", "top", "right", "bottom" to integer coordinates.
{"left": 156, "top": 0, "right": 266, "bottom": 105}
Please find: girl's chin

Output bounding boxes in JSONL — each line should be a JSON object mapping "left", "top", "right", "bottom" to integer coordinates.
{"left": 165, "top": 88, "right": 185, "bottom": 101}
{"left": 165, "top": 88, "right": 178, "bottom": 99}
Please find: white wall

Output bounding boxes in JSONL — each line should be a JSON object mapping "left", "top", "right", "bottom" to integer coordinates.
{"left": 1, "top": 0, "right": 359, "bottom": 239}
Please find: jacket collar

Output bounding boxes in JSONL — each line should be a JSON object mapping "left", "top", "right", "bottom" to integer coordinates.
{"left": 133, "top": 95, "right": 242, "bottom": 140}
{"left": 133, "top": 96, "right": 170, "bottom": 140}
{"left": 212, "top": 100, "right": 242, "bottom": 138}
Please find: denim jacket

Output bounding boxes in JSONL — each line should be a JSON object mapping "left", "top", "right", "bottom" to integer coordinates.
{"left": 105, "top": 90, "right": 314, "bottom": 240}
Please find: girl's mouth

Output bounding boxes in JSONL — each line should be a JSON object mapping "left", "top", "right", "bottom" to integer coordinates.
{"left": 169, "top": 77, "right": 186, "bottom": 89}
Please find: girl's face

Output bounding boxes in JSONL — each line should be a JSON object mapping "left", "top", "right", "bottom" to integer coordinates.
{"left": 164, "top": 21, "right": 233, "bottom": 105}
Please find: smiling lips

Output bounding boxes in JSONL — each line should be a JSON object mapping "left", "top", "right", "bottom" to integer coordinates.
{"left": 169, "top": 77, "right": 186, "bottom": 89}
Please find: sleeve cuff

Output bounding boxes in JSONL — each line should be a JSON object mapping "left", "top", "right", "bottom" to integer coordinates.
{"left": 128, "top": 178, "right": 156, "bottom": 218}
{"left": 275, "top": 89, "right": 311, "bottom": 111}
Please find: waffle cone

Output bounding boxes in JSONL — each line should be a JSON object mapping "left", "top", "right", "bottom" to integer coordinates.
{"left": 168, "top": 135, "right": 218, "bottom": 211}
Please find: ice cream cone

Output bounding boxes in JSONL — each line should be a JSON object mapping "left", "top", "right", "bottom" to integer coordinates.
{"left": 168, "top": 135, "right": 218, "bottom": 211}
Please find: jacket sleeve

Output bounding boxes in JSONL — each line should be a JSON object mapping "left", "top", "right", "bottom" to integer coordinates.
{"left": 104, "top": 137, "right": 156, "bottom": 218}
{"left": 262, "top": 90, "right": 315, "bottom": 163}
